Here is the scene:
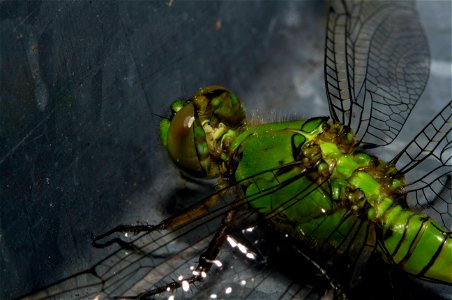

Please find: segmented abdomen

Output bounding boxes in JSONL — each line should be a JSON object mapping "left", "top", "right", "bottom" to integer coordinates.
{"left": 381, "top": 207, "right": 452, "bottom": 283}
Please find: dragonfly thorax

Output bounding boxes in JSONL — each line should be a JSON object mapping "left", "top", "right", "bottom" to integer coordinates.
{"left": 234, "top": 116, "right": 406, "bottom": 227}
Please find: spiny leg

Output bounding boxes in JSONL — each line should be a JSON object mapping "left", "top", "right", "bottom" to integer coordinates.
{"left": 120, "top": 210, "right": 236, "bottom": 299}
{"left": 91, "top": 194, "right": 220, "bottom": 248}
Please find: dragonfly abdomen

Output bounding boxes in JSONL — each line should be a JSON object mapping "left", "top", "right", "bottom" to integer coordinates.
{"left": 380, "top": 207, "right": 452, "bottom": 284}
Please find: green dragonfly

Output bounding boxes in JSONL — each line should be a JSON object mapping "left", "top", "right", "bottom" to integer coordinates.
{"left": 19, "top": 1, "right": 451, "bottom": 299}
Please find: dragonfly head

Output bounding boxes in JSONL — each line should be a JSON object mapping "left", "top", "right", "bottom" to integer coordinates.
{"left": 160, "top": 86, "right": 246, "bottom": 178}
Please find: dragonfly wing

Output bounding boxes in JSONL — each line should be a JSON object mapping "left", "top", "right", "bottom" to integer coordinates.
{"left": 19, "top": 157, "right": 448, "bottom": 299}
{"left": 18, "top": 166, "right": 330, "bottom": 299}
{"left": 325, "top": 0, "right": 430, "bottom": 146}
{"left": 391, "top": 101, "right": 452, "bottom": 230}
{"left": 18, "top": 190, "right": 227, "bottom": 299}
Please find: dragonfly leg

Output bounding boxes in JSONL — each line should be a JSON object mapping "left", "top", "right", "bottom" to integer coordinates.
{"left": 291, "top": 244, "right": 347, "bottom": 298}
{"left": 91, "top": 224, "right": 156, "bottom": 249}
{"left": 92, "top": 194, "right": 220, "bottom": 248}
{"left": 124, "top": 210, "right": 237, "bottom": 299}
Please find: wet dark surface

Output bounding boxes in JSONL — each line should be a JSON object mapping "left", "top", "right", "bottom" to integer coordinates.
{"left": 0, "top": 1, "right": 450, "bottom": 299}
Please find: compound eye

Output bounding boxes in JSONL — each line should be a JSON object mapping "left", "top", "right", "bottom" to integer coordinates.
{"left": 166, "top": 103, "right": 205, "bottom": 176}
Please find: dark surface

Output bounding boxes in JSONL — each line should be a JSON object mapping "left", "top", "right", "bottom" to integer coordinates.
{"left": 0, "top": 2, "right": 325, "bottom": 298}
{"left": 0, "top": 1, "right": 450, "bottom": 299}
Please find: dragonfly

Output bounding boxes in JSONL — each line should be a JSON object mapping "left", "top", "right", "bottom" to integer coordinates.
{"left": 18, "top": 1, "right": 451, "bottom": 299}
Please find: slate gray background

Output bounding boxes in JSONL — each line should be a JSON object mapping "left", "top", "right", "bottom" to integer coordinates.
{"left": 0, "top": 1, "right": 450, "bottom": 299}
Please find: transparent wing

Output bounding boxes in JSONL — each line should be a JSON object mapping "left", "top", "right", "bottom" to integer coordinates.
{"left": 17, "top": 165, "right": 337, "bottom": 300}
{"left": 325, "top": 0, "right": 430, "bottom": 146}
{"left": 24, "top": 156, "right": 441, "bottom": 299}
{"left": 391, "top": 101, "right": 452, "bottom": 230}
{"left": 19, "top": 158, "right": 445, "bottom": 299}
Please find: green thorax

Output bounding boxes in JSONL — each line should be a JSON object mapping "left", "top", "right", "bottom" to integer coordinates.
{"left": 232, "top": 117, "right": 405, "bottom": 225}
